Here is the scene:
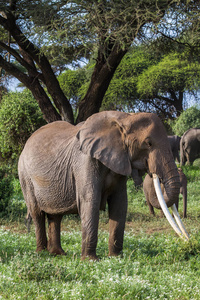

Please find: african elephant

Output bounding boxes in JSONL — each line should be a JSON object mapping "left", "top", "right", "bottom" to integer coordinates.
{"left": 18, "top": 111, "right": 182, "bottom": 260}
{"left": 143, "top": 168, "right": 187, "bottom": 218}
{"left": 180, "top": 128, "right": 200, "bottom": 165}
{"left": 168, "top": 135, "right": 181, "bottom": 163}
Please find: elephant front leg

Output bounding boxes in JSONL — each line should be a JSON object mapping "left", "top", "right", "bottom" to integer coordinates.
{"left": 79, "top": 200, "right": 100, "bottom": 260}
{"left": 47, "top": 214, "right": 65, "bottom": 255}
{"left": 108, "top": 184, "right": 127, "bottom": 256}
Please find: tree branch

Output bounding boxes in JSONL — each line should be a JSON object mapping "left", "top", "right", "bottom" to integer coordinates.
{"left": 0, "top": 41, "right": 45, "bottom": 83}
{"left": 0, "top": 54, "right": 31, "bottom": 87}
{"left": 0, "top": 11, "right": 74, "bottom": 123}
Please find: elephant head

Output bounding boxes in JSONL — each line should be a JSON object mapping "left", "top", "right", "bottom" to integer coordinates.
{"left": 77, "top": 111, "right": 180, "bottom": 208}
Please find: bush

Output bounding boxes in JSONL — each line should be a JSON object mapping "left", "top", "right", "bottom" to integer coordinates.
{"left": 0, "top": 166, "right": 14, "bottom": 217}
{"left": 0, "top": 168, "right": 26, "bottom": 219}
{"left": 171, "top": 106, "right": 200, "bottom": 136}
{"left": 0, "top": 89, "right": 46, "bottom": 162}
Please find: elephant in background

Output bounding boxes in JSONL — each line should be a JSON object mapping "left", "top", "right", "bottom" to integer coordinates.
{"left": 143, "top": 168, "right": 187, "bottom": 218}
{"left": 18, "top": 111, "right": 181, "bottom": 260}
{"left": 180, "top": 128, "right": 200, "bottom": 165}
{"left": 168, "top": 135, "right": 181, "bottom": 163}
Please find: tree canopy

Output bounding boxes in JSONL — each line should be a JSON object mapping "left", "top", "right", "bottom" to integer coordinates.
{"left": 86, "top": 46, "right": 200, "bottom": 119}
{"left": 0, "top": 0, "right": 200, "bottom": 123}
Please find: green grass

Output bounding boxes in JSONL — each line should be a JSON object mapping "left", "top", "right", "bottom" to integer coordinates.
{"left": 0, "top": 165, "right": 200, "bottom": 299}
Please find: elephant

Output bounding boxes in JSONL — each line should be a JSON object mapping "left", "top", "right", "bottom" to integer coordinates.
{"left": 168, "top": 135, "right": 181, "bottom": 163}
{"left": 143, "top": 168, "right": 187, "bottom": 218}
{"left": 18, "top": 111, "right": 183, "bottom": 260}
{"left": 180, "top": 128, "right": 200, "bottom": 165}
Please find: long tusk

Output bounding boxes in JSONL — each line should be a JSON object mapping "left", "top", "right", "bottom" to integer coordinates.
{"left": 171, "top": 204, "right": 190, "bottom": 240}
{"left": 152, "top": 174, "right": 189, "bottom": 240}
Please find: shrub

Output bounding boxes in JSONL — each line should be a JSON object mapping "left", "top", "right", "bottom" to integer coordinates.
{"left": 0, "top": 166, "right": 14, "bottom": 217}
{"left": 0, "top": 89, "right": 46, "bottom": 162}
{"left": 171, "top": 106, "right": 200, "bottom": 136}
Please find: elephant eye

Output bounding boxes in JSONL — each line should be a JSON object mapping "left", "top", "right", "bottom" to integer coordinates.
{"left": 147, "top": 141, "right": 152, "bottom": 147}
{"left": 146, "top": 139, "right": 152, "bottom": 148}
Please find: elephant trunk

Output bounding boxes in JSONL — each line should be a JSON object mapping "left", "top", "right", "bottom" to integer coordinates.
{"left": 162, "top": 169, "right": 180, "bottom": 208}
{"left": 148, "top": 158, "right": 180, "bottom": 209}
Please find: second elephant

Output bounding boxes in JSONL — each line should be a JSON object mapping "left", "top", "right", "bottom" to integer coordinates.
{"left": 180, "top": 128, "right": 200, "bottom": 165}
{"left": 168, "top": 135, "right": 181, "bottom": 163}
{"left": 143, "top": 168, "right": 187, "bottom": 218}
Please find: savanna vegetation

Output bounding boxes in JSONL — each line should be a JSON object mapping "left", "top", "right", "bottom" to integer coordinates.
{"left": 0, "top": 96, "right": 199, "bottom": 299}
{"left": 0, "top": 162, "right": 200, "bottom": 299}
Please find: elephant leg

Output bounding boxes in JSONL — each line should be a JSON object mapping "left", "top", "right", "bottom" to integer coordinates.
{"left": 182, "top": 188, "right": 187, "bottom": 218}
{"left": 47, "top": 214, "right": 65, "bottom": 255}
{"left": 146, "top": 195, "right": 155, "bottom": 216}
{"left": 108, "top": 182, "right": 127, "bottom": 256}
{"left": 185, "top": 152, "right": 191, "bottom": 165}
{"left": 79, "top": 200, "right": 100, "bottom": 260}
{"left": 21, "top": 179, "right": 47, "bottom": 252}
{"left": 32, "top": 211, "right": 48, "bottom": 252}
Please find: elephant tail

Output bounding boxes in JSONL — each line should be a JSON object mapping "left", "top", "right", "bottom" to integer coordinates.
{"left": 25, "top": 212, "right": 32, "bottom": 233}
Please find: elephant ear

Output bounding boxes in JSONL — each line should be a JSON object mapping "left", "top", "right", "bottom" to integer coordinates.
{"left": 76, "top": 111, "right": 132, "bottom": 176}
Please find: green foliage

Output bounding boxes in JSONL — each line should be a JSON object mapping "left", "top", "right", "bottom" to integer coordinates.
{"left": 0, "top": 90, "right": 46, "bottom": 161}
{"left": 58, "top": 68, "right": 87, "bottom": 111}
{"left": 171, "top": 106, "right": 200, "bottom": 136}
{"left": 180, "top": 165, "right": 200, "bottom": 182}
{"left": 137, "top": 52, "right": 200, "bottom": 97}
{"left": 0, "top": 167, "right": 26, "bottom": 219}
{"left": 0, "top": 166, "right": 14, "bottom": 217}
{"left": 83, "top": 46, "right": 200, "bottom": 116}
{"left": 102, "top": 46, "right": 155, "bottom": 111}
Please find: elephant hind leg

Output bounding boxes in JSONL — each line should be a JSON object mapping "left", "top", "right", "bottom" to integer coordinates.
{"left": 33, "top": 211, "right": 48, "bottom": 252}
{"left": 20, "top": 176, "right": 48, "bottom": 252}
{"left": 47, "top": 214, "right": 65, "bottom": 255}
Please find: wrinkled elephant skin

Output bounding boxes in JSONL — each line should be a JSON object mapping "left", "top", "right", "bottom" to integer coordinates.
{"left": 18, "top": 111, "right": 180, "bottom": 259}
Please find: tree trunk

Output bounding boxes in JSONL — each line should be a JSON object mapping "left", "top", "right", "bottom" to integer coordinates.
{"left": 169, "top": 89, "right": 183, "bottom": 116}
{"left": 76, "top": 46, "right": 127, "bottom": 123}
{"left": 0, "top": 11, "right": 74, "bottom": 124}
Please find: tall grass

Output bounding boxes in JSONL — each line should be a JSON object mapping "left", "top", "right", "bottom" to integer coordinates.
{"left": 0, "top": 164, "right": 200, "bottom": 299}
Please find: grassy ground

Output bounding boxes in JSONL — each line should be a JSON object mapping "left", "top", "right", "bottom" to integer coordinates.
{"left": 0, "top": 163, "right": 200, "bottom": 299}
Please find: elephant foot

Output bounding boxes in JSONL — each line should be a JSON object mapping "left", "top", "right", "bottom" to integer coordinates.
{"left": 81, "top": 248, "right": 98, "bottom": 261}
{"left": 47, "top": 245, "right": 66, "bottom": 256}
{"left": 36, "top": 245, "right": 47, "bottom": 253}
{"left": 109, "top": 242, "right": 123, "bottom": 257}
{"left": 81, "top": 254, "right": 99, "bottom": 261}
{"left": 108, "top": 250, "right": 123, "bottom": 257}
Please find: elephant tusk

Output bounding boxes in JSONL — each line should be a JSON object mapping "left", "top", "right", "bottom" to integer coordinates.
{"left": 171, "top": 204, "right": 190, "bottom": 240}
{"left": 152, "top": 174, "right": 189, "bottom": 241}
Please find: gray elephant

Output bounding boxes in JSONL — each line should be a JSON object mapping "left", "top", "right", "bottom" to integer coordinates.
{"left": 143, "top": 168, "right": 187, "bottom": 218}
{"left": 168, "top": 135, "right": 181, "bottom": 163}
{"left": 180, "top": 128, "right": 200, "bottom": 165}
{"left": 18, "top": 111, "right": 181, "bottom": 260}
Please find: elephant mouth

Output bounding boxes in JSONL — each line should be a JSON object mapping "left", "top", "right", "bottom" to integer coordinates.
{"left": 153, "top": 174, "right": 189, "bottom": 241}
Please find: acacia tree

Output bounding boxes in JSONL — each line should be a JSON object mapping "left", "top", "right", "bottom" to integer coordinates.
{"left": 90, "top": 46, "right": 200, "bottom": 119}
{"left": 136, "top": 52, "right": 200, "bottom": 117}
{"left": 0, "top": 0, "right": 199, "bottom": 124}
